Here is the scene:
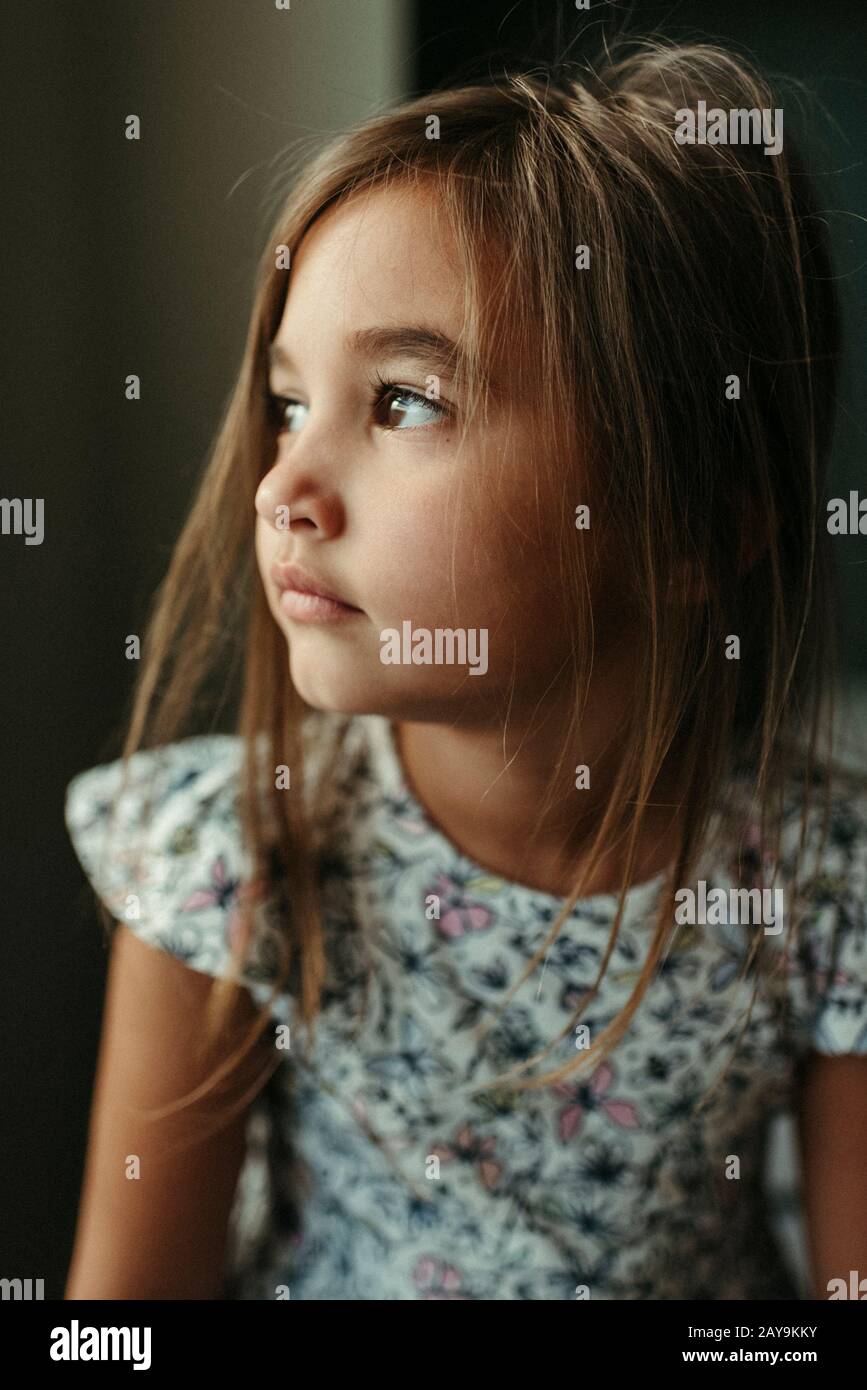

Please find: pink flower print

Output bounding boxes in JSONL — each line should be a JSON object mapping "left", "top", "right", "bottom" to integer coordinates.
{"left": 429, "top": 1123, "right": 502, "bottom": 1190}
{"left": 180, "top": 855, "right": 263, "bottom": 954}
{"left": 552, "top": 1061, "right": 639, "bottom": 1142}
{"left": 180, "top": 854, "right": 239, "bottom": 913}
{"left": 430, "top": 874, "right": 494, "bottom": 940}
{"left": 413, "top": 1256, "right": 468, "bottom": 1300}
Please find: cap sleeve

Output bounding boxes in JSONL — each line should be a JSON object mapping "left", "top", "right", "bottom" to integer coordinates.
{"left": 64, "top": 735, "right": 294, "bottom": 1023}
{"left": 783, "top": 782, "right": 867, "bottom": 1057}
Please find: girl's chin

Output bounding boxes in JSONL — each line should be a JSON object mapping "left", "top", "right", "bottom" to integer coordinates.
{"left": 283, "top": 661, "right": 422, "bottom": 718}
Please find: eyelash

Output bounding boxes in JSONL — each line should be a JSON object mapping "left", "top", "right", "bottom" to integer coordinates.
{"left": 264, "top": 371, "right": 452, "bottom": 433}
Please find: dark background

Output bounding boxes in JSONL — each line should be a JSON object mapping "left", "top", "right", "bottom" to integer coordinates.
{"left": 2, "top": 0, "right": 864, "bottom": 1296}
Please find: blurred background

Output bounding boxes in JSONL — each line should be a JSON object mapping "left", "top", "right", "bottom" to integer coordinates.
{"left": 1, "top": 0, "right": 864, "bottom": 1297}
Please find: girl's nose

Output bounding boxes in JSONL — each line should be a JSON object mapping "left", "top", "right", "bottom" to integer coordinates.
{"left": 254, "top": 459, "right": 345, "bottom": 538}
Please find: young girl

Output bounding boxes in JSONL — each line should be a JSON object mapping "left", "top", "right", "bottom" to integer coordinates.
{"left": 64, "top": 38, "right": 867, "bottom": 1301}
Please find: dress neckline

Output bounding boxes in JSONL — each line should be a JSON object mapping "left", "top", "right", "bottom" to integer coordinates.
{"left": 360, "top": 712, "right": 671, "bottom": 924}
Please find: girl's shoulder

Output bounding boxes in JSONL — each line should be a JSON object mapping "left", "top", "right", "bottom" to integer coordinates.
{"left": 718, "top": 749, "right": 867, "bottom": 874}
{"left": 727, "top": 759, "right": 867, "bottom": 1058}
{"left": 63, "top": 712, "right": 366, "bottom": 1008}
{"left": 65, "top": 732, "right": 261, "bottom": 993}
{"left": 795, "top": 765, "right": 867, "bottom": 1056}
{"left": 64, "top": 710, "right": 364, "bottom": 862}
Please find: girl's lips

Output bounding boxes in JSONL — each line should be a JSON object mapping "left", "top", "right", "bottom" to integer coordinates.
{"left": 269, "top": 560, "right": 363, "bottom": 622}
{"left": 277, "top": 588, "right": 363, "bottom": 624}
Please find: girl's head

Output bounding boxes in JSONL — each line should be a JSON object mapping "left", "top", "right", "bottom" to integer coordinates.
{"left": 120, "top": 37, "right": 842, "bottom": 1104}
{"left": 253, "top": 178, "right": 587, "bottom": 722}
{"left": 248, "top": 40, "right": 839, "bottom": 758}
{"left": 253, "top": 178, "right": 607, "bottom": 723}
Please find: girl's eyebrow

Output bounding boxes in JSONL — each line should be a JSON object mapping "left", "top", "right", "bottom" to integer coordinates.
{"left": 350, "top": 325, "right": 465, "bottom": 377}
{"left": 268, "top": 324, "right": 472, "bottom": 382}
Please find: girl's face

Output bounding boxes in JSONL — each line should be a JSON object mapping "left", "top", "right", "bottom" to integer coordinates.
{"left": 254, "top": 184, "right": 583, "bottom": 719}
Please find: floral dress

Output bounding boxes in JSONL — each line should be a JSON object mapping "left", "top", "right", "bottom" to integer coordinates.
{"left": 64, "top": 711, "right": 867, "bottom": 1299}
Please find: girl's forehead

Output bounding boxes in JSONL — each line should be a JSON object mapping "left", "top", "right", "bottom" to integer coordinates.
{"left": 295, "top": 183, "right": 460, "bottom": 286}
{"left": 275, "top": 189, "right": 471, "bottom": 361}
{"left": 275, "top": 183, "right": 527, "bottom": 401}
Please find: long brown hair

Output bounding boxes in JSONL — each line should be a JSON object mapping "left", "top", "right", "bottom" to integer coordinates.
{"left": 99, "top": 36, "right": 847, "bottom": 1129}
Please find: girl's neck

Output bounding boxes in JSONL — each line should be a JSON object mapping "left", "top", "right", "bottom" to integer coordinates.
{"left": 393, "top": 715, "right": 687, "bottom": 900}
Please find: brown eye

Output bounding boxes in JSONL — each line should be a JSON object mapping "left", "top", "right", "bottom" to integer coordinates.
{"left": 375, "top": 386, "right": 449, "bottom": 430}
